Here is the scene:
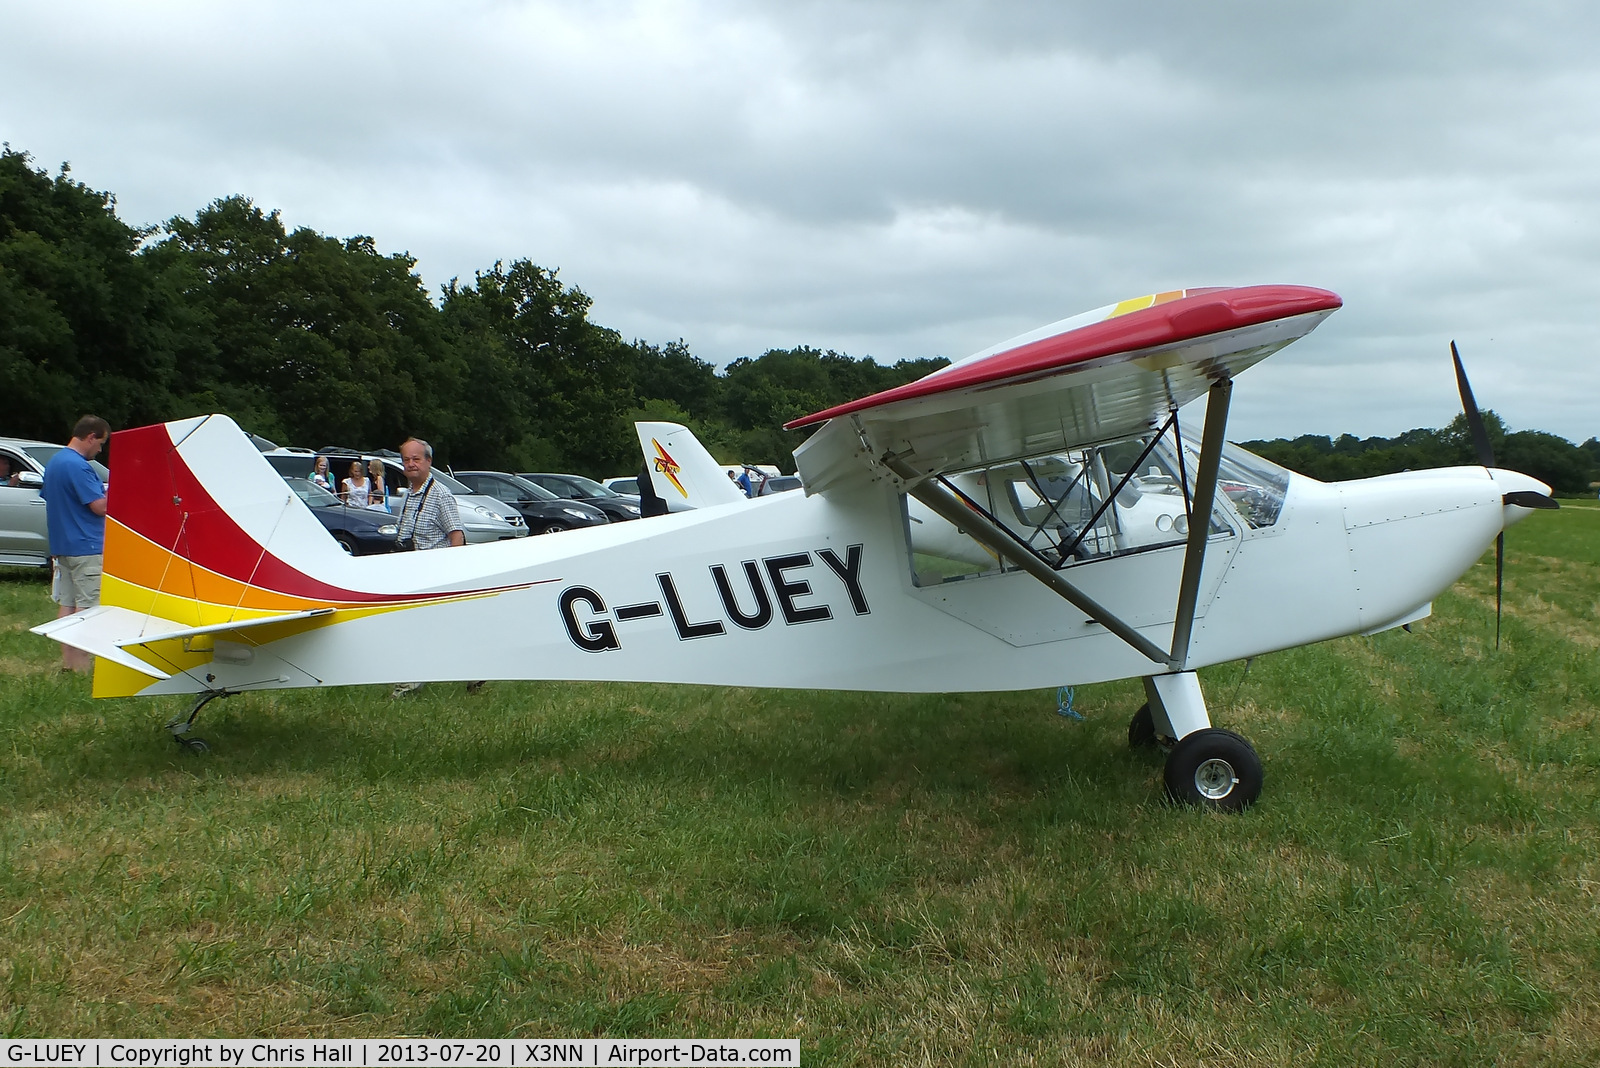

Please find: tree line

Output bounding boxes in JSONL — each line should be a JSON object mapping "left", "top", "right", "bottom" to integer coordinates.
{"left": 3, "top": 145, "right": 1595, "bottom": 491}
{"left": 1242, "top": 417, "right": 1600, "bottom": 496}
{"left": 0, "top": 147, "right": 943, "bottom": 476}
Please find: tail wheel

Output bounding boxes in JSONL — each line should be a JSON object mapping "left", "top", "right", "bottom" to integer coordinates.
{"left": 1163, "top": 728, "right": 1262, "bottom": 812}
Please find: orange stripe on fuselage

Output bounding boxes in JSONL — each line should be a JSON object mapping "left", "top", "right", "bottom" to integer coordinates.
{"left": 105, "top": 518, "right": 557, "bottom": 629}
{"left": 105, "top": 520, "right": 329, "bottom": 614}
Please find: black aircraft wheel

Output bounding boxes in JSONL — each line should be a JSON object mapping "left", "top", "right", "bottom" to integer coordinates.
{"left": 180, "top": 737, "right": 210, "bottom": 754}
{"left": 1163, "top": 728, "right": 1262, "bottom": 812}
{"left": 1128, "top": 703, "right": 1157, "bottom": 748}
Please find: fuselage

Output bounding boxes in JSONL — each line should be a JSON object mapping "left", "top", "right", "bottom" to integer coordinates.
{"left": 113, "top": 416, "right": 1545, "bottom": 699}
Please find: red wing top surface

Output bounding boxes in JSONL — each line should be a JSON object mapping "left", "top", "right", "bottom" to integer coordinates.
{"left": 789, "top": 285, "right": 1342, "bottom": 493}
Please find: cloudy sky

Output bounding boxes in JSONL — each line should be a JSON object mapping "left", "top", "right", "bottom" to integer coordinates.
{"left": 4, "top": 0, "right": 1597, "bottom": 442}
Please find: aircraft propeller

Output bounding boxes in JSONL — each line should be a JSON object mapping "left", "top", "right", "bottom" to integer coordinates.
{"left": 1450, "top": 340, "right": 1558, "bottom": 648}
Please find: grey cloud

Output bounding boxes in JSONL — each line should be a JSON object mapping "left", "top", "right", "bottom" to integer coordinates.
{"left": 2, "top": 0, "right": 1598, "bottom": 441}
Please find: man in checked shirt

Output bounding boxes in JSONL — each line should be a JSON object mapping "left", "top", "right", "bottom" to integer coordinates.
{"left": 390, "top": 436, "right": 473, "bottom": 696}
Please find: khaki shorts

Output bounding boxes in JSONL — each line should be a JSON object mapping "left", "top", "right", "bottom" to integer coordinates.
{"left": 52, "top": 554, "right": 103, "bottom": 610}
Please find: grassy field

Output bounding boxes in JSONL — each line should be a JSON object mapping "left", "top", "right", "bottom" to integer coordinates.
{"left": 1, "top": 503, "right": 1598, "bottom": 1064}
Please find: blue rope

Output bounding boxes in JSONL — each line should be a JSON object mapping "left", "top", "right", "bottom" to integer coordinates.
{"left": 1056, "top": 685, "right": 1082, "bottom": 721}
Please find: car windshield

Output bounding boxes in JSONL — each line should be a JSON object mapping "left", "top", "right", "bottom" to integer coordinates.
{"left": 493, "top": 474, "right": 558, "bottom": 501}
{"left": 285, "top": 478, "right": 342, "bottom": 508}
{"left": 22, "top": 444, "right": 109, "bottom": 481}
{"left": 550, "top": 474, "right": 616, "bottom": 498}
{"left": 423, "top": 468, "right": 472, "bottom": 494}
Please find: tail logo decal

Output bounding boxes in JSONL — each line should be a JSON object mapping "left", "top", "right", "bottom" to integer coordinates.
{"left": 651, "top": 439, "right": 687, "bottom": 497}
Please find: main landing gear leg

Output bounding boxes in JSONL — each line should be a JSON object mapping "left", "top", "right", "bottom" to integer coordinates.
{"left": 1133, "top": 672, "right": 1262, "bottom": 812}
{"left": 166, "top": 690, "right": 228, "bottom": 754}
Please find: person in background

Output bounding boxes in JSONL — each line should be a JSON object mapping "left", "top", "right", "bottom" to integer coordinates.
{"left": 342, "top": 459, "right": 372, "bottom": 508}
{"left": 366, "top": 458, "right": 389, "bottom": 511}
{"left": 638, "top": 463, "right": 668, "bottom": 517}
{"left": 0, "top": 456, "right": 19, "bottom": 488}
{"left": 310, "top": 455, "right": 335, "bottom": 494}
{"left": 41, "top": 415, "right": 110, "bottom": 674}
{"left": 391, "top": 437, "right": 469, "bottom": 697}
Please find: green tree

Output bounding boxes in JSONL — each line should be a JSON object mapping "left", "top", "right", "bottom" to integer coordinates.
{"left": 715, "top": 347, "right": 948, "bottom": 467}
{"left": 437, "top": 260, "right": 643, "bottom": 473}
{"left": 1246, "top": 410, "right": 1595, "bottom": 495}
{"left": 144, "top": 196, "right": 444, "bottom": 450}
{"left": 0, "top": 147, "right": 179, "bottom": 441}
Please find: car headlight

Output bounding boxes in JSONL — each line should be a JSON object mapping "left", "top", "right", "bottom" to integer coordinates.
{"left": 619, "top": 503, "right": 640, "bottom": 514}
{"left": 562, "top": 507, "right": 594, "bottom": 519}
{"left": 378, "top": 524, "right": 398, "bottom": 535}
{"left": 471, "top": 505, "right": 504, "bottom": 521}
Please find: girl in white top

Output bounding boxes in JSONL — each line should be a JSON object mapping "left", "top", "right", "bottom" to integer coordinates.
{"left": 342, "top": 460, "right": 372, "bottom": 508}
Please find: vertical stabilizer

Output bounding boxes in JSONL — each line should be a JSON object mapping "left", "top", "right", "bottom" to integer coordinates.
{"left": 635, "top": 422, "right": 748, "bottom": 512}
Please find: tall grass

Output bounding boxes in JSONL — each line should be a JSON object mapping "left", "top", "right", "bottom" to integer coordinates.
{"left": 1, "top": 504, "right": 1597, "bottom": 1065}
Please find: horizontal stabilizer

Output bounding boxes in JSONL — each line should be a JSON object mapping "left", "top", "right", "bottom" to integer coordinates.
{"left": 31, "top": 607, "right": 176, "bottom": 679}
{"left": 118, "top": 606, "right": 336, "bottom": 647}
{"left": 32, "top": 605, "right": 337, "bottom": 679}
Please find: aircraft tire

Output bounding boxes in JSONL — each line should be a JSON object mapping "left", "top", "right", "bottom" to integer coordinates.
{"left": 1163, "top": 728, "right": 1261, "bottom": 812}
{"left": 1128, "top": 703, "right": 1157, "bottom": 748}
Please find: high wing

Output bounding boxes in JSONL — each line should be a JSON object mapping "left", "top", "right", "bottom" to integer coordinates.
{"left": 788, "top": 285, "right": 1341, "bottom": 494}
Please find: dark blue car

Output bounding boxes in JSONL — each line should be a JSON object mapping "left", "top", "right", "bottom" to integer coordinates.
{"left": 285, "top": 478, "right": 400, "bottom": 555}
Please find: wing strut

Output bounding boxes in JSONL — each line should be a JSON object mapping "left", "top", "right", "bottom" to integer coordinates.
{"left": 882, "top": 455, "right": 1171, "bottom": 666}
{"left": 1167, "top": 376, "right": 1232, "bottom": 670}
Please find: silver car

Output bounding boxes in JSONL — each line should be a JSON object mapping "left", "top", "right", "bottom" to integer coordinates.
{"left": 0, "top": 436, "right": 110, "bottom": 568}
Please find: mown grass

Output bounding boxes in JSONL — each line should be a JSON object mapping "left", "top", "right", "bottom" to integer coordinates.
{"left": 1, "top": 504, "right": 1598, "bottom": 1064}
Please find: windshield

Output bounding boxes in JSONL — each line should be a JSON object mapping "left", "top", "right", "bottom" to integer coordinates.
{"left": 1173, "top": 438, "right": 1292, "bottom": 529}
{"left": 428, "top": 469, "right": 472, "bottom": 494}
{"left": 498, "top": 474, "right": 558, "bottom": 501}
{"left": 22, "top": 444, "right": 109, "bottom": 481}
{"left": 285, "top": 478, "right": 342, "bottom": 508}
{"left": 1215, "top": 443, "right": 1292, "bottom": 529}
{"left": 563, "top": 474, "right": 616, "bottom": 497}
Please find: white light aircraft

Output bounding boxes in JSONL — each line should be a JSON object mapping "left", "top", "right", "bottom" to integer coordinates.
{"left": 34, "top": 285, "right": 1556, "bottom": 810}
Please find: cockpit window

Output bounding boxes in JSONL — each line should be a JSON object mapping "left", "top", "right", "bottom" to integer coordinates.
{"left": 1213, "top": 444, "right": 1291, "bottom": 529}
{"left": 905, "top": 431, "right": 1235, "bottom": 587}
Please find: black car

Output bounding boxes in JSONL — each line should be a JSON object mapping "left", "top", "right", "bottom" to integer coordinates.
{"left": 285, "top": 478, "right": 400, "bottom": 555}
{"left": 451, "top": 471, "right": 611, "bottom": 534}
{"left": 519, "top": 472, "right": 643, "bottom": 522}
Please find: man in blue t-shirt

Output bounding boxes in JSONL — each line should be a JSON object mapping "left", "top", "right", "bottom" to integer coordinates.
{"left": 41, "top": 415, "right": 111, "bottom": 673}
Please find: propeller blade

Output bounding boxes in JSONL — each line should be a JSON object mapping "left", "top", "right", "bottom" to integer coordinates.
{"left": 1451, "top": 341, "right": 1497, "bottom": 468}
{"left": 1495, "top": 531, "right": 1504, "bottom": 650}
{"left": 1503, "top": 490, "right": 1560, "bottom": 510}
